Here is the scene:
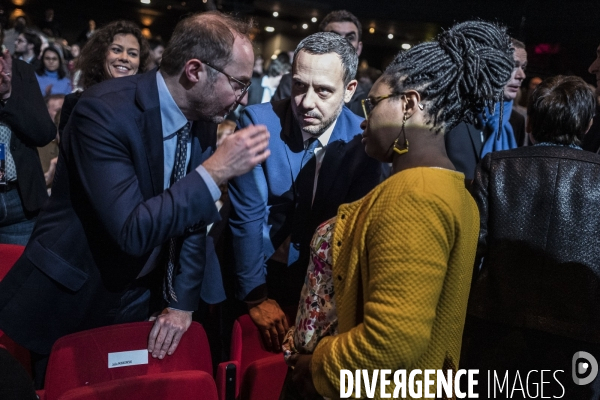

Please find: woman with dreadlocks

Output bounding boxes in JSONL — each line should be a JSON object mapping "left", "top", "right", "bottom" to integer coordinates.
{"left": 282, "top": 20, "right": 514, "bottom": 399}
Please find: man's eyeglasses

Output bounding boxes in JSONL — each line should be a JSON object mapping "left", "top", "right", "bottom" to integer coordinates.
{"left": 204, "top": 61, "right": 252, "bottom": 103}
{"left": 361, "top": 93, "right": 407, "bottom": 120}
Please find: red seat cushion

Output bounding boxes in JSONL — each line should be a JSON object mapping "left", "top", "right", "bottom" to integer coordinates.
{"left": 57, "top": 370, "right": 218, "bottom": 400}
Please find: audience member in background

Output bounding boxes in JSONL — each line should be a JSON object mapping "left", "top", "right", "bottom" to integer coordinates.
{"left": 35, "top": 46, "right": 71, "bottom": 96}
{"left": 14, "top": 30, "right": 41, "bottom": 70}
{"left": 40, "top": 8, "right": 61, "bottom": 38}
{"left": 59, "top": 20, "right": 149, "bottom": 136}
{"left": 77, "top": 19, "right": 96, "bottom": 44}
{"left": 0, "top": 36, "right": 56, "bottom": 245}
{"left": 481, "top": 38, "right": 527, "bottom": 157}
{"left": 3, "top": 16, "right": 27, "bottom": 55}
{"left": 246, "top": 58, "right": 290, "bottom": 106}
{"left": 148, "top": 38, "right": 165, "bottom": 69}
{"left": 464, "top": 75, "right": 600, "bottom": 399}
{"left": 582, "top": 42, "right": 600, "bottom": 153}
{"left": 284, "top": 20, "right": 513, "bottom": 398}
{"left": 38, "top": 94, "right": 63, "bottom": 190}
{"left": 272, "top": 10, "right": 370, "bottom": 117}
{"left": 446, "top": 38, "right": 527, "bottom": 183}
{"left": 252, "top": 54, "right": 264, "bottom": 77}
{"left": 229, "top": 32, "right": 381, "bottom": 351}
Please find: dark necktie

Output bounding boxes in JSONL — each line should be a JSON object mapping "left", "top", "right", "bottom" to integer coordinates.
{"left": 163, "top": 122, "right": 191, "bottom": 303}
{"left": 289, "top": 137, "right": 320, "bottom": 265}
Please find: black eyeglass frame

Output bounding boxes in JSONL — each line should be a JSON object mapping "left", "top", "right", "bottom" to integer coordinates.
{"left": 361, "top": 93, "right": 408, "bottom": 120}
{"left": 204, "top": 61, "right": 252, "bottom": 103}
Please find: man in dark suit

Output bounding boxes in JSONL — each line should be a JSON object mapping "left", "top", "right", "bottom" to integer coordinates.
{"left": 0, "top": 38, "right": 56, "bottom": 245}
{"left": 229, "top": 32, "right": 381, "bottom": 350}
{"left": 0, "top": 11, "right": 270, "bottom": 368}
{"left": 272, "top": 10, "right": 370, "bottom": 117}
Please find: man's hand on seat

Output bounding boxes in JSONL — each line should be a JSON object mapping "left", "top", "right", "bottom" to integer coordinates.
{"left": 248, "top": 298, "right": 289, "bottom": 352}
{"left": 148, "top": 307, "right": 192, "bottom": 359}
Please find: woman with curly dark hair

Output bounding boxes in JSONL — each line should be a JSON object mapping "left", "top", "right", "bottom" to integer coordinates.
{"left": 59, "top": 20, "right": 149, "bottom": 135}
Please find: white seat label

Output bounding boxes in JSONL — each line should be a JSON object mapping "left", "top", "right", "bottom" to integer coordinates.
{"left": 108, "top": 349, "right": 148, "bottom": 369}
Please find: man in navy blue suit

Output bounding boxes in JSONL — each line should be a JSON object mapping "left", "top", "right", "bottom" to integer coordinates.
{"left": 229, "top": 32, "right": 381, "bottom": 350}
{"left": 0, "top": 11, "right": 270, "bottom": 369}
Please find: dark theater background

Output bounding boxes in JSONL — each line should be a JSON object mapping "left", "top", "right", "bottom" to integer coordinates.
{"left": 4, "top": 0, "right": 600, "bottom": 92}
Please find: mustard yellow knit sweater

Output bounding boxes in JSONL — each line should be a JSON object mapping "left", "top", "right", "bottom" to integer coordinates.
{"left": 311, "top": 167, "right": 479, "bottom": 399}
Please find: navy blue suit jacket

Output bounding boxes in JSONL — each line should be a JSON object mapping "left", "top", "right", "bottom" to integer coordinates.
{"left": 229, "top": 99, "right": 381, "bottom": 301}
{"left": 0, "top": 71, "right": 221, "bottom": 353}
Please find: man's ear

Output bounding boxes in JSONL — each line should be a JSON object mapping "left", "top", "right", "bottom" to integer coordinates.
{"left": 183, "top": 59, "right": 204, "bottom": 84}
{"left": 344, "top": 79, "right": 358, "bottom": 103}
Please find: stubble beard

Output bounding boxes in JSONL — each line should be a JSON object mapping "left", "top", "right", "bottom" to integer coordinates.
{"left": 298, "top": 100, "right": 344, "bottom": 137}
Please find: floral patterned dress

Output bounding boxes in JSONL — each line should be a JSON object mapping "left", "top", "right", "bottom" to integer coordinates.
{"left": 283, "top": 216, "right": 338, "bottom": 362}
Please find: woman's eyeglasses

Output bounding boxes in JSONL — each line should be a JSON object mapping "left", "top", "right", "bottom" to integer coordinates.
{"left": 361, "top": 93, "right": 407, "bottom": 120}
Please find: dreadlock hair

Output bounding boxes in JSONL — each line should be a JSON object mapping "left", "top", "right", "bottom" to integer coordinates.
{"left": 382, "top": 20, "right": 514, "bottom": 133}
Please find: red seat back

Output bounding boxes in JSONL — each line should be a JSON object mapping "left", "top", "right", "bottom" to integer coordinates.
{"left": 0, "top": 244, "right": 29, "bottom": 376}
{"left": 45, "top": 321, "right": 212, "bottom": 400}
{"left": 57, "top": 370, "right": 218, "bottom": 400}
{"left": 240, "top": 355, "right": 288, "bottom": 400}
{"left": 0, "top": 244, "right": 24, "bottom": 280}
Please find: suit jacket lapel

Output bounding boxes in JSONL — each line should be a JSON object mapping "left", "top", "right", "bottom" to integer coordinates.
{"left": 135, "top": 72, "right": 164, "bottom": 196}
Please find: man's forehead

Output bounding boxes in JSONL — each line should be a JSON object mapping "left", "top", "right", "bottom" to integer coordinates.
{"left": 323, "top": 21, "right": 358, "bottom": 36}
{"left": 294, "top": 51, "right": 344, "bottom": 82}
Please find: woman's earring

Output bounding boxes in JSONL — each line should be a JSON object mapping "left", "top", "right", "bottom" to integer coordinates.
{"left": 393, "top": 113, "right": 409, "bottom": 155}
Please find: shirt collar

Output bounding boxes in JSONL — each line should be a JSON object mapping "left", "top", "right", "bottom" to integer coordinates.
{"left": 156, "top": 71, "right": 188, "bottom": 138}
{"left": 301, "top": 117, "right": 338, "bottom": 148}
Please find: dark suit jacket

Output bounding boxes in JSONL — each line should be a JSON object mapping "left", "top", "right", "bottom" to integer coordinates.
{"left": 469, "top": 146, "right": 600, "bottom": 343}
{"left": 271, "top": 73, "right": 370, "bottom": 117}
{"left": 582, "top": 105, "right": 600, "bottom": 153}
{"left": 445, "top": 122, "right": 483, "bottom": 181}
{"left": 1, "top": 60, "right": 56, "bottom": 212}
{"left": 228, "top": 99, "right": 381, "bottom": 301}
{"left": 0, "top": 70, "right": 221, "bottom": 354}
{"left": 509, "top": 109, "right": 527, "bottom": 147}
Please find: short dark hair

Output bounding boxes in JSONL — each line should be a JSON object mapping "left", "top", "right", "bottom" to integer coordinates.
{"left": 528, "top": 75, "right": 596, "bottom": 145}
{"left": 37, "top": 46, "right": 66, "bottom": 79}
{"left": 148, "top": 38, "right": 164, "bottom": 51}
{"left": 76, "top": 20, "right": 150, "bottom": 90}
{"left": 23, "top": 30, "right": 41, "bottom": 56}
{"left": 265, "top": 58, "right": 290, "bottom": 77}
{"left": 160, "top": 11, "right": 254, "bottom": 77}
{"left": 319, "top": 10, "right": 362, "bottom": 42}
{"left": 382, "top": 20, "right": 514, "bottom": 132}
{"left": 293, "top": 32, "right": 358, "bottom": 86}
{"left": 511, "top": 38, "right": 526, "bottom": 50}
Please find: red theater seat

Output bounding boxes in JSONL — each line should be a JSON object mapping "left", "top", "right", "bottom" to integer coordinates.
{"left": 57, "top": 371, "right": 217, "bottom": 400}
{"left": 0, "top": 243, "right": 24, "bottom": 280}
{"left": 44, "top": 321, "right": 215, "bottom": 400}
{"left": 222, "top": 314, "right": 289, "bottom": 400}
{"left": 0, "top": 244, "right": 30, "bottom": 376}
